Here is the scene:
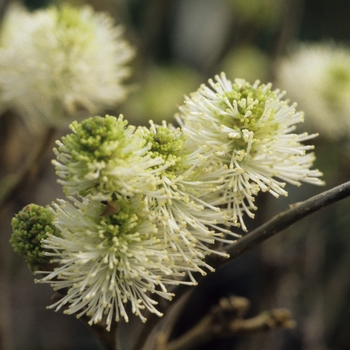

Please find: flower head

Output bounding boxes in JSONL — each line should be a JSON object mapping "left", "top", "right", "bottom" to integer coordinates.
{"left": 37, "top": 196, "right": 183, "bottom": 330}
{"left": 10, "top": 204, "right": 60, "bottom": 271}
{"left": 137, "top": 121, "right": 236, "bottom": 277}
{"left": 54, "top": 115, "right": 235, "bottom": 287}
{"left": 0, "top": 4, "right": 134, "bottom": 129}
{"left": 53, "top": 115, "right": 162, "bottom": 200}
{"left": 41, "top": 116, "right": 238, "bottom": 329}
{"left": 276, "top": 42, "right": 350, "bottom": 140}
{"left": 177, "top": 73, "right": 324, "bottom": 230}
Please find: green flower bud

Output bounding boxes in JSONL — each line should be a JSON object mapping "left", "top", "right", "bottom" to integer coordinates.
{"left": 53, "top": 115, "right": 163, "bottom": 200}
{"left": 142, "top": 121, "right": 188, "bottom": 174}
{"left": 10, "top": 204, "right": 60, "bottom": 271}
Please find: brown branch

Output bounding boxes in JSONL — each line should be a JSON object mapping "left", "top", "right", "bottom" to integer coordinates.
{"left": 168, "top": 181, "right": 350, "bottom": 303}
{"left": 226, "top": 309, "right": 296, "bottom": 335}
{"left": 165, "top": 296, "right": 295, "bottom": 350}
{"left": 134, "top": 292, "right": 194, "bottom": 350}
{"left": 220, "top": 181, "right": 350, "bottom": 264}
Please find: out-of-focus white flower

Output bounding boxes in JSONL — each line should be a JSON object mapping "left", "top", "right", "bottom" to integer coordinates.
{"left": 36, "top": 197, "right": 184, "bottom": 330}
{"left": 276, "top": 42, "right": 350, "bottom": 140}
{"left": 177, "top": 73, "right": 324, "bottom": 231}
{"left": 0, "top": 4, "right": 134, "bottom": 129}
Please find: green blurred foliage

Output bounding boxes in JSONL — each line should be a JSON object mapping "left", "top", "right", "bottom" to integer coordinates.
{"left": 121, "top": 64, "right": 201, "bottom": 125}
{"left": 220, "top": 45, "right": 270, "bottom": 83}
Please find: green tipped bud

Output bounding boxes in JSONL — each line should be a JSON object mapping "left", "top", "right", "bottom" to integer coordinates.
{"left": 141, "top": 121, "right": 188, "bottom": 175}
{"left": 10, "top": 204, "right": 60, "bottom": 271}
{"left": 53, "top": 115, "right": 164, "bottom": 200}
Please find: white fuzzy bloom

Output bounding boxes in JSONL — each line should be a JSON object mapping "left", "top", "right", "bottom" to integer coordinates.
{"left": 177, "top": 73, "right": 324, "bottom": 231}
{"left": 53, "top": 115, "right": 163, "bottom": 201}
{"left": 0, "top": 4, "right": 134, "bottom": 129}
{"left": 137, "top": 121, "right": 236, "bottom": 278}
{"left": 36, "top": 197, "right": 184, "bottom": 330}
{"left": 39, "top": 115, "right": 241, "bottom": 329}
{"left": 276, "top": 42, "right": 350, "bottom": 140}
{"left": 54, "top": 115, "right": 235, "bottom": 284}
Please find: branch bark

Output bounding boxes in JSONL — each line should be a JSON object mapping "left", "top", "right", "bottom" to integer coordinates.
{"left": 220, "top": 181, "right": 350, "bottom": 264}
{"left": 164, "top": 296, "right": 295, "bottom": 350}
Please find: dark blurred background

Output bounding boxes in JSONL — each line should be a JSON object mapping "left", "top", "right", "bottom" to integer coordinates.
{"left": 1, "top": 0, "right": 350, "bottom": 349}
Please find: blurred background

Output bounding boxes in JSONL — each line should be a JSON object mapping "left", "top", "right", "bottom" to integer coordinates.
{"left": 1, "top": 0, "right": 350, "bottom": 349}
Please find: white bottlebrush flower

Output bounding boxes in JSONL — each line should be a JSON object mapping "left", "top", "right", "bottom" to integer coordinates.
{"left": 276, "top": 42, "right": 350, "bottom": 140}
{"left": 55, "top": 114, "right": 235, "bottom": 280}
{"left": 36, "top": 196, "right": 185, "bottom": 330}
{"left": 176, "top": 73, "right": 324, "bottom": 231}
{"left": 37, "top": 117, "right": 240, "bottom": 329}
{"left": 53, "top": 115, "right": 163, "bottom": 200}
{"left": 137, "top": 121, "right": 237, "bottom": 278}
{"left": 0, "top": 4, "right": 134, "bottom": 129}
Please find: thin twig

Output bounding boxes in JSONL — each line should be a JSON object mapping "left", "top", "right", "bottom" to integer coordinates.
{"left": 170, "top": 181, "right": 350, "bottom": 302}
{"left": 166, "top": 296, "right": 295, "bottom": 350}
{"left": 138, "top": 290, "right": 195, "bottom": 350}
{"left": 220, "top": 181, "right": 350, "bottom": 263}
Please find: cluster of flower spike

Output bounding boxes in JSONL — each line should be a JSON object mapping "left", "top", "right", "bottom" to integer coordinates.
{"left": 11, "top": 73, "right": 323, "bottom": 331}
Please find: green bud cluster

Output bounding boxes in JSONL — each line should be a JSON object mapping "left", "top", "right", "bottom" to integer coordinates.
{"left": 54, "top": 115, "right": 145, "bottom": 198}
{"left": 10, "top": 204, "right": 60, "bottom": 271}
{"left": 144, "top": 124, "right": 188, "bottom": 174}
